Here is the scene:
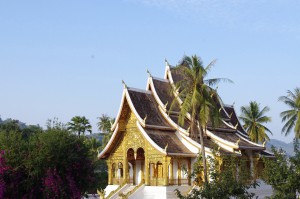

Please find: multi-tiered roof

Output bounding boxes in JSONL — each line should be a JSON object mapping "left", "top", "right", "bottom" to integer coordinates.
{"left": 99, "top": 61, "right": 273, "bottom": 159}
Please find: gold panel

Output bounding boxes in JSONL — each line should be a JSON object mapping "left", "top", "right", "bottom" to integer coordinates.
{"left": 107, "top": 109, "right": 166, "bottom": 186}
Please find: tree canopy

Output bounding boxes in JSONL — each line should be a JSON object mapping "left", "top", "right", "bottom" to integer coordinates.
{"left": 67, "top": 116, "right": 92, "bottom": 137}
{"left": 0, "top": 118, "right": 99, "bottom": 198}
{"left": 279, "top": 87, "right": 300, "bottom": 138}
{"left": 263, "top": 140, "right": 300, "bottom": 198}
{"left": 239, "top": 101, "right": 272, "bottom": 143}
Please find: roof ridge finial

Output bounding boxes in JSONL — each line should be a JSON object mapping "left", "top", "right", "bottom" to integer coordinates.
{"left": 147, "top": 69, "right": 152, "bottom": 77}
{"left": 122, "top": 80, "right": 127, "bottom": 89}
{"left": 236, "top": 138, "right": 240, "bottom": 146}
{"left": 143, "top": 115, "right": 148, "bottom": 123}
{"left": 234, "top": 122, "right": 239, "bottom": 129}
{"left": 165, "top": 58, "right": 169, "bottom": 66}
{"left": 232, "top": 102, "right": 235, "bottom": 107}
{"left": 164, "top": 101, "right": 168, "bottom": 109}
{"left": 164, "top": 143, "right": 168, "bottom": 152}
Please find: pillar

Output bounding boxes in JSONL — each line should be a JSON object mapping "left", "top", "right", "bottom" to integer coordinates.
{"left": 163, "top": 157, "right": 170, "bottom": 186}
{"left": 107, "top": 160, "right": 112, "bottom": 185}
{"left": 133, "top": 162, "right": 136, "bottom": 185}
{"left": 178, "top": 161, "right": 181, "bottom": 186}
{"left": 188, "top": 158, "right": 191, "bottom": 185}
{"left": 145, "top": 159, "right": 150, "bottom": 185}
{"left": 124, "top": 158, "right": 128, "bottom": 183}
{"left": 170, "top": 159, "right": 173, "bottom": 185}
{"left": 141, "top": 161, "right": 145, "bottom": 183}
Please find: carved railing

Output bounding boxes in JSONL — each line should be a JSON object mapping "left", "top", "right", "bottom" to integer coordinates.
{"left": 119, "top": 180, "right": 145, "bottom": 199}
{"left": 104, "top": 182, "right": 126, "bottom": 199}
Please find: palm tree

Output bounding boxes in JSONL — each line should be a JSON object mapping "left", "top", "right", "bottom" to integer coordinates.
{"left": 173, "top": 55, "right": 230, "bottom": 183}
{"left": 278, "top": 88, "right": 300, "bottom": 138}
{"left": 97, "top": 114, "right": 115, "bottom": 134}
{"left": 239, "top": 101, "right": 272, "bottom": 143}
{"left": 67, "top": 116, "right": 92, "bottom": 137}
{"left": 97, "top": 114, "right": 115, "bottom": 149}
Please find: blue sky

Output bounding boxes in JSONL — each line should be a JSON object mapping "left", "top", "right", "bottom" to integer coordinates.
{"left": 0, "top": 0, "right": 299, "bottom": 142}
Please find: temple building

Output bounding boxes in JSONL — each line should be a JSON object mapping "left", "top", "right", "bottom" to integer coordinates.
{"left": 98, "top": 61, "right": 273, "bottom": 199}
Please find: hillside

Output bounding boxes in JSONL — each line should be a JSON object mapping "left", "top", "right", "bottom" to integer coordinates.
{"left": 266, "top": 139, "right": 294, "bottom": 156}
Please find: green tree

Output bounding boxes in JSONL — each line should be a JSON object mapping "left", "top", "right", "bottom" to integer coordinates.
{"left": 262, "top": 140, "right": 300, "bottom": 199}
{"left": 239, "top": 101, "right": 272, "bottom": 143}
{"left": 278, "top": 87, "right": 300, "bottom": 138}
{"left": 176, "top": 153, "right": 257, "bottom": 199}
{"left": 97, "top": 114, "right": 115, "bottom": 134}
{"left": 0, "top": 120, "right": 98, "bottom": 198}
{"left": 0, "top": 119, "right": 20, "bottom": 132}
{"left": 173, "top": 55, "right": 230, "bottom": 183}
{"left": 0, "top": 119, "right": 42, "bottom": 139}
{"left": 97, "top": 114, "right": 115, "bottom": 150}
{"left": 67, "top": 116, "right": 92, "bottom": 137}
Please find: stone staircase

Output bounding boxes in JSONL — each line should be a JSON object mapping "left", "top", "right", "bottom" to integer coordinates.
{"left": 118, "top": 185, "right": 136, "bottom": 198}
{"left": 105, "top": 184, "right": 130, "bottom": 199}
{"left": 129, "top": 185, "right": 191, "bottom": 199}
{"left": 105, "top": 184, "right": 191, "bottom": 199}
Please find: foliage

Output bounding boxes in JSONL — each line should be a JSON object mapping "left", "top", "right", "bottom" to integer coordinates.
{"left": 278, "top": 87, "right": 300, "bottom": 138}
{"left": 262, "top": 140, "right": 300, "bottom": 199}
{"left": 46, "top": 117, "right": 66, "bottom": 131}
{"left": 175, "top": 154, "right": 257, "bottom": 199}
{"left": 0, "top": 120, "right": 97, "bottom": 198}
{"left": 239, "top": 101, "right": 272, "bottom": 143}
{"left": 172, "top": 55, "right": 231, "bottom": 183}
{"left": 67, "top": 116, "right": 92, "bottom": 137}
{"left": 97, "top": 114, "right": 115, "bottom": 134}
{"left": 0, "top": 119, "right": 42, "bottom": 139}
{"left": 97, "top": 114, "right": 115, "bottom": 150}
{"left": 84, "top": 137, "right": 108, "bottom": 189}
{"left": 96, "top": 114, "right": 115, "bottom": 189}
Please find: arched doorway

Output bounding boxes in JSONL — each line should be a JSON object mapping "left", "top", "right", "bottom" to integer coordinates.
{"left": 126, "top": 147, "right": 145, "bottom": 185}
{"left": 127, "top": 148, "right": 135, "bottom": 184}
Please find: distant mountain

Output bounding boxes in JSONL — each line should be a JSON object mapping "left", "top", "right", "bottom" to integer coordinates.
{"left": 266, "top": 139, "right": 294, "bottom": 156}
{"left": 0, "top": 118, "right": 28, "bottom": 129}
{"left": 86, "top": 133, "right": 104, "bottom": 142}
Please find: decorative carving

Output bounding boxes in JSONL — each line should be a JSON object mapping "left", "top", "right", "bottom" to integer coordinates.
{"left": 164, "top": 143, "right": 168, "bottom": 152}
{"left": 234, "top": 123, "right": 239, "bottom": 129}
{"left": 106, "top": 109, "right": 168, "bottom": 186}
{"left": 236, "top": 138, "right": 241, "bottom": 146}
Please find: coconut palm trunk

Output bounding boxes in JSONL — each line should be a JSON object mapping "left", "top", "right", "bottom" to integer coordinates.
{"left": 198, "top": 122, "right": 208, "bottom": 183}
